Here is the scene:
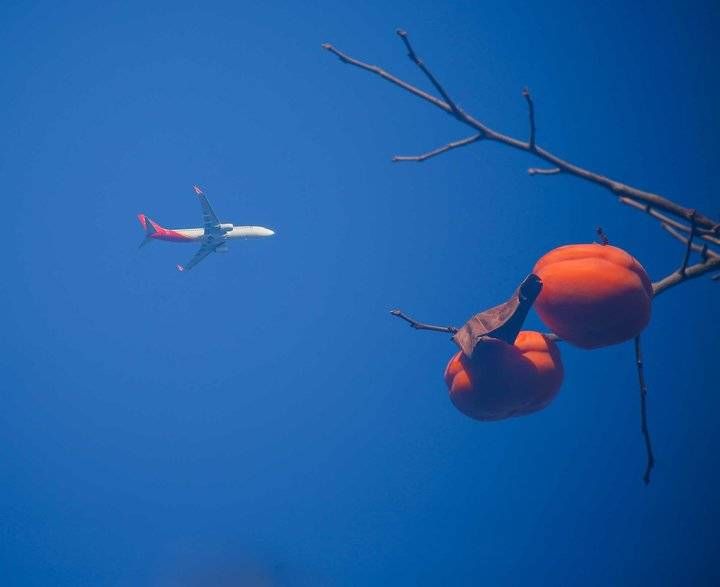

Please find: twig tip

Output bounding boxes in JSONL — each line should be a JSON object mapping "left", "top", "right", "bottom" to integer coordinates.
{"left": 528, "top": 167, "right": 561, "bottom": 176}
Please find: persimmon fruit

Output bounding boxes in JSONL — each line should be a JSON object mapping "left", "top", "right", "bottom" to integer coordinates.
{"left": 444, "top": 331, "right": 563, "bottom": 421}
{"left": 532, "top": 244, "right": 652, "bottom": 349}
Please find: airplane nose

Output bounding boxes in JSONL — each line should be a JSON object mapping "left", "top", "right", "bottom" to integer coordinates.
{"left": 263, "top": 228, "right": 275, "bottom": 236}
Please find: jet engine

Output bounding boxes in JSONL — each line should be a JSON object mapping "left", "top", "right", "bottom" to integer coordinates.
{"left": 219, "top": 223, "right": 234, "bottom": 233}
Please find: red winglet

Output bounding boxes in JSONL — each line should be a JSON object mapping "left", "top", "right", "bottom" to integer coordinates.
{"left": 193, "top": 185, "right": 203, "bottom": 196}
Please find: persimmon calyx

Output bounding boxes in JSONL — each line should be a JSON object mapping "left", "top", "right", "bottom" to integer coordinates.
{"left": 453, "top": 273, "right": 542, "bottom": 358}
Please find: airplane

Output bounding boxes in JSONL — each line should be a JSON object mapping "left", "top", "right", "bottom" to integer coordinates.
{"left": 137, "top": 185, "right": 275, "bottom": 272}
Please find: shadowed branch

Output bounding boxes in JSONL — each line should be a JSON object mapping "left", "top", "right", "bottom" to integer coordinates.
{"left": 679, "top": 212, "right": 697, "bottom": 276}
{"left": 522, "top": 87, "right": 536, "bottom": 150}
{"left": 634, "top": 336, "right": 655, "bottom": 485}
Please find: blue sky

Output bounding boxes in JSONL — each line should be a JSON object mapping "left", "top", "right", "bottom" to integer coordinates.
{"left": 2, "top": 1, "right": 719, "bottom": 585}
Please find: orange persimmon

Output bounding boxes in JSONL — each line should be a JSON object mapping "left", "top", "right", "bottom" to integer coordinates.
{"left": 444, "top": 331, "right": 563, "bottom": 421}
{"left": 532, "top": 243, "right": 652, "bottom": 349}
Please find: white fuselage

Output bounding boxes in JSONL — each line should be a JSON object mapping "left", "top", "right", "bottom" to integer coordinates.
{"left": 152, "top": 225, "right": 275, "bottom": 242}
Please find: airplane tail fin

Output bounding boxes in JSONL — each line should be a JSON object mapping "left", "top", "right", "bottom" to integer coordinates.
{"left": 137, "top": 214, "right": 160, "bottom": 248}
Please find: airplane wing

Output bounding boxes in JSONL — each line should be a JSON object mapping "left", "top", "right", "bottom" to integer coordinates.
{"left": 176, "top": 241, "right": 216, "bottom": 272}
{"left": 193, "top": 185, "right": 221, "bottom": 233}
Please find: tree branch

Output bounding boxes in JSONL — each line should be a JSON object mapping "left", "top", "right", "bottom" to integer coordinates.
{"left": 618, "top": 197, "right": 720, "bottom": 247}
{"left": 647, "top": 217, "right": 720, "bottom": 295}
{"left": 634, "top": 336, "right": 655, "bottom": 485}
{"left": 395, "top": 29, "right": 463, "bottom": 115}
{"left": 389, "top": 309, "right": 458, "bottom": 334}
{"left": 393, "top": 133, "right": 483, "bottom": 162}
{"left": 321, "top": 42, "right": 454, "bottom": 114}
{"left": 323, "top": 34, "right": 719, "bottom": 232}
{"left": 652, "top": 255, "right": 720, "bottom": 296}
{"left": 522, "top": 87, "right": 536, "bottom": 150}
{"left": 679, "top": 212, "right": 697, "bottom": 276}
{"left": 661, "top": 224, "right": 718, "bottom": 261}
{"left": 528, "top": 167, "right": 561, "bottom": 176}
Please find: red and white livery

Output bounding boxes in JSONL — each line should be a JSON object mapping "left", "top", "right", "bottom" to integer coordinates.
{"left": 138, "top": 185, "right": 274, "bottom": 272}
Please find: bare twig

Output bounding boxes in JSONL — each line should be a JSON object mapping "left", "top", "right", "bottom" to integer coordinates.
{"left": 393, "top": 133, "right": 483, "bottom": 162}
{"left": 619, "top": 197, "right": 689, "bottom": 231}
{"left": 321, "top": 43, "right": 454, "bottom": 114}
{"left": 528, "top": 167, "right": 561, "bottom": 176}
{"left": 697, "top": 224, "right": 720, "bottom": 238}
{"left": 679, "top": 211, "right": 697, "bottom": 276}
{"left": 390, "top": 309, "right": 458, "bottom": 334}
{"left": 396, "top": 29, "right": 462, "bottom": 115}
{"left": 634, "top": 336, "right": 655, "bottom": 485}
{"left": 652, "top": 255, "right": 720, "bottom": 296}
{"left": 661, "top": 224, "right": 719, "bottom": 261}
{"left": 391, "top": 309, "right": 562, "bottom": 345}
{"left": 618, "top": 197, "right": 720, "bottom": 247}
{"left": 522, "top": 87, "right": 536, "bottom": 150}
{"left": 323, "top": 34, "right": 719, "bottom": 232}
